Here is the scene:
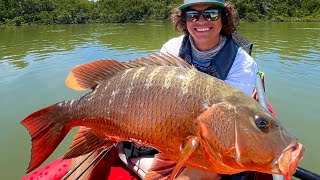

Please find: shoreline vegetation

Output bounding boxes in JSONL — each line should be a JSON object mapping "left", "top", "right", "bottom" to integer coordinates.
{"left": 1, "top": 0, "right": 319, "bottom": 26}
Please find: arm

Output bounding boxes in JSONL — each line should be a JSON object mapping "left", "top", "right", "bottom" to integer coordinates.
{"left": 159, "top": 35, "right": 184, "bottom": 56}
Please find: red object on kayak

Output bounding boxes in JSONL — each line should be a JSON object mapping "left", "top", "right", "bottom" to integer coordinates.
{"left": 267, "top": 102, "right": 277, "bottom": 118}
{"left": 21, "top": 158, "right": 71, "bottom": 180}
{"left": 21, "top": 148, "right": 140, "bottom": 180}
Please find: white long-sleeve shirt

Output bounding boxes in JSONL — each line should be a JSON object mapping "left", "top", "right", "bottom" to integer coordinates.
{"left": 160, "top": 35, "right": 257, "bottom": 95}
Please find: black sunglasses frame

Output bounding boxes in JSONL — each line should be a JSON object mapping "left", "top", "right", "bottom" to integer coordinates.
{"left": 184, "top": 9, "right": 221, "bottom": 22}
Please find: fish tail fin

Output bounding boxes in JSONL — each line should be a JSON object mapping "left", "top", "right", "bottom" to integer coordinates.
{"left": 21, "top": 103, "right": 70, "bottom": 173}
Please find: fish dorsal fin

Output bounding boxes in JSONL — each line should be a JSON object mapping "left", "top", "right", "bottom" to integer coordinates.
{"left": 66, "top": 53, "right": 193, "bottom": 91}
{"left": 64, "top": 127, "right": 114, "bottom": 159}
{"left": 128, "top": 53, "right": 192, "bottom": 69}
{"left": 65, "top": 60, "right": 127, "bottom": 91}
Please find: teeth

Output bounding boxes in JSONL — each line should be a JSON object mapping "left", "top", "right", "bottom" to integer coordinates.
{"left": 196, "top": 28, "right": 210, "bottom": 32}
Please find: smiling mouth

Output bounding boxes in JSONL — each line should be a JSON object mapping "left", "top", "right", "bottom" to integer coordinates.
{"left": 195, "top": 27, "right": 212, "bottom": 32}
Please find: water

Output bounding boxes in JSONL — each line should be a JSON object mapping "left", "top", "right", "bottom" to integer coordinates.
{"left": 0, "top": 22, "right": 319, "bottom": 179}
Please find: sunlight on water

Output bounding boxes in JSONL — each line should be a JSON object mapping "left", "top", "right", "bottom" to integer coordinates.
{"left": 0, "top": 22, "right": 319, "bottom": 179}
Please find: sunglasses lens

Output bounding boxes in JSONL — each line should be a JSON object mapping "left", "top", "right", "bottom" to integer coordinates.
{"left": 203, "top": 10, "right": 220, "bottom": 21}
{"left": 185, "top": 11, "right": 200, "bottom": 22}
{"left": 185, "top": 9, "right": 220, "bottom": 22}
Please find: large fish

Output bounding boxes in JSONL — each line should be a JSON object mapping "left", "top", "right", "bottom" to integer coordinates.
{"left": 21, "top": 53, "right": 304, "bottom": 180}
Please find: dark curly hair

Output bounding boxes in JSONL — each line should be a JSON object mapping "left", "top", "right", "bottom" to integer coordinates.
{"left": 170, "top": 2, "right": 239, "bottom": 38}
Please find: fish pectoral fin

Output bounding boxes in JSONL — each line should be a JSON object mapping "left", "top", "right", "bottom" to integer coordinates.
{"left": 170, "top": 136, "right": 201, "bottom": 179}
{"left": 63, "top": 127, "right": 114, "bottom": 159}
{"left": 145, "top": 153, "right": 176, "bottom": 180}
{"left": 145, "top": 136, "right": 200, "bottom": 180}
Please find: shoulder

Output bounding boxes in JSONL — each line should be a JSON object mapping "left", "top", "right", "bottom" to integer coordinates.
{"left": 225, "top": 47, "right": 257, "bottom": 95}
{"left": 160, "top": 35, "right": 185, "bottom": 57}
{"left": 231, "top": 47, "right": 257, "bottom": 73}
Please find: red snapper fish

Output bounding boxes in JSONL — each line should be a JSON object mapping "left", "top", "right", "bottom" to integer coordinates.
{"left": 21, "top": 53, "right": 304, "bottom": 179}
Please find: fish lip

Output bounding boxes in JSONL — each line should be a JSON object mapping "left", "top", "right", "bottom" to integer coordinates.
{"left": 274, "top": 142, "right": 304, "bottom": 178}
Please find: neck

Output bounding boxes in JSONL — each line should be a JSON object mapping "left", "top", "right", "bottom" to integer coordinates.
{"left": 192, "top": 35, "right": 220, "bottom": 51}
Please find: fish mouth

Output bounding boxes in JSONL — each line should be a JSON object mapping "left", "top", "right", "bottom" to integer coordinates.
{"left": 275, "top": 142, "right": 304, "bottom": 179}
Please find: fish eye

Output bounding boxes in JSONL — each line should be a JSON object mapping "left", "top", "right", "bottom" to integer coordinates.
{"left": 255, "top": 115, "right": 269, "bottom": 133}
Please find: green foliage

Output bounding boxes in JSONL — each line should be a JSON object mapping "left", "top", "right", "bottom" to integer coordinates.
{"left": 0, "top": 0, "right": 319, "bottom": 25}
{"left": 96, "top": 0, "right": 176, "bottom": 23}
{"left": 230, "top": 0, "right": 320, "bottom": 21}
{"left": 12, "top": 16, "right": 23, "bottom": 26}
{"left": 36, "top": 11, "right": 54, "bottom": 24}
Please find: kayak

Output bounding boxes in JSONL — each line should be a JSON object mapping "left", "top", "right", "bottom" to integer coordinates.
{"left": 21, "top": 147, "right": 275, "bottom": 180}
{"left": 21, "top": 147, "right": 140, "bottom": 180}
{"left": 21, "top": 145, "right": 276, "bottom": 180}
{"left": 21, "top": 158, "right": 71, "bottom": 180}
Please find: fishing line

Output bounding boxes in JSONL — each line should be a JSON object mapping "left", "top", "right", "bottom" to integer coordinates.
{"left": 61, "top": 150, "right": 96, "bottom": 180}
{"left": 74, "top": 147, "right": 112, "bottom": 180}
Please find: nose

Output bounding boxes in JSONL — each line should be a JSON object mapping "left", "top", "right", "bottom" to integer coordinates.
{"left": 197, "top": 14, "right": 207, "bottom": 23}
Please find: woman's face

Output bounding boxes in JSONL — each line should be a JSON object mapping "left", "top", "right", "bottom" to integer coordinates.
{"left": 185, "top": 4, "right": 222, "bottom": 50}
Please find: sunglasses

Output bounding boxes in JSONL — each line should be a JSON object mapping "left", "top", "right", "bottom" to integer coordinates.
{"left": 185, "top": 9, "right": 221, "bottom": 22}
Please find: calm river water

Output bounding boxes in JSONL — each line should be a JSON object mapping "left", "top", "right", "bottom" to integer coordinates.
{"left": 0, "top": 22, "right": 319, "bottom": 179}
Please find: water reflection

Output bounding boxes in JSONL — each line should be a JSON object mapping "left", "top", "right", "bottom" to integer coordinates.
{"left": 0, "top": 23, "right": 179, "bottom": 69}
{"left": 241, "top": 22, "right": 320, "bottom": 63}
